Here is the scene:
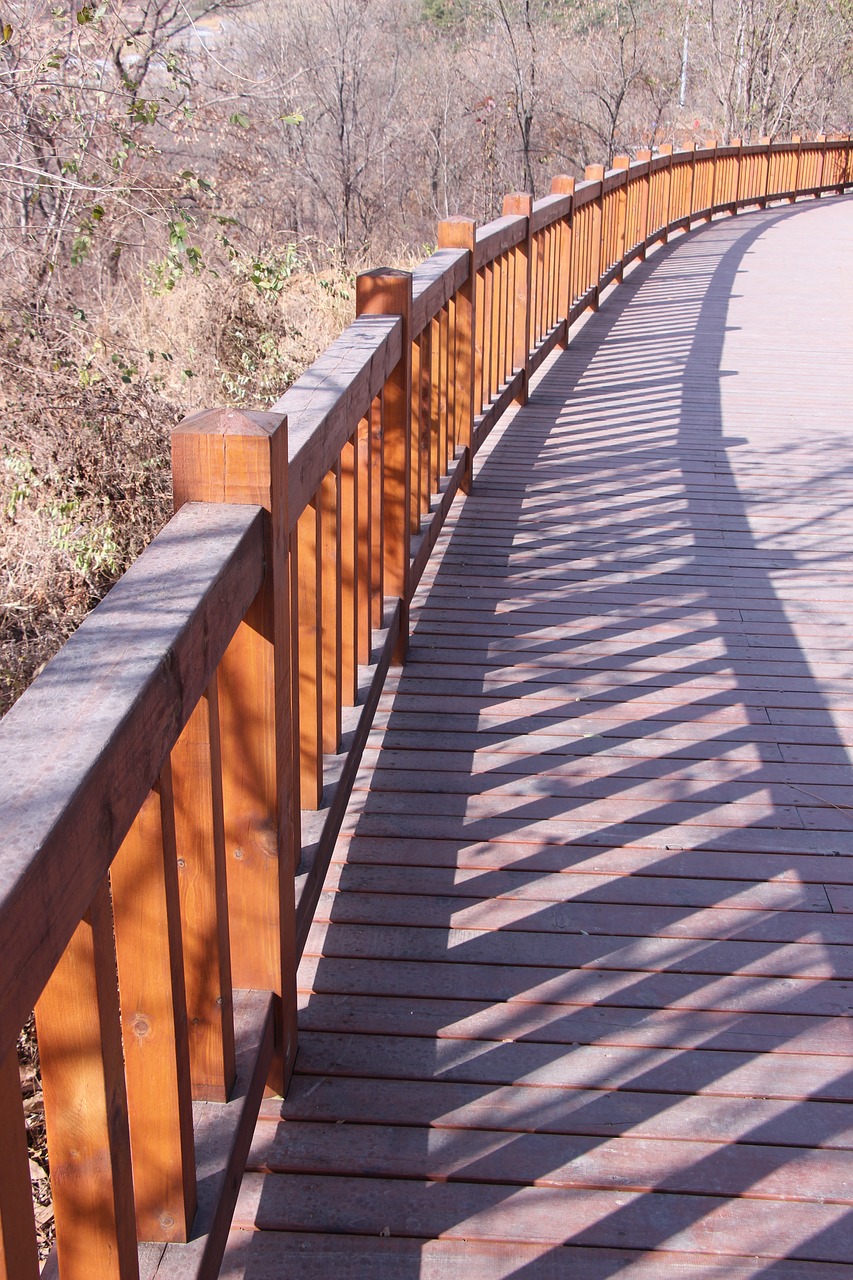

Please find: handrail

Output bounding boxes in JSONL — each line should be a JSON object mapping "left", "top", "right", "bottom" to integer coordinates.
{"left": 0, "top": 132, "right": 850, "bottom": 1279}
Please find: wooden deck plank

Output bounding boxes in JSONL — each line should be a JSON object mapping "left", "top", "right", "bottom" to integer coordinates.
{"left": 233, "top": 199, "right": 853, "bottom": 1274}
{"left": 221, "top": 1233, "right": 853, "bottom": 1279}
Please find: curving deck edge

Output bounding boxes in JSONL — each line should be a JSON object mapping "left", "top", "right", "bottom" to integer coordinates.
{"left": 222, "top": 199, "right": 853, "bottom": 1276}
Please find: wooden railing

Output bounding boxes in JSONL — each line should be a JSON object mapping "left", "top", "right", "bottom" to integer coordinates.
{"left": 1, "top": 133, "right": 851, "bottom": 1280}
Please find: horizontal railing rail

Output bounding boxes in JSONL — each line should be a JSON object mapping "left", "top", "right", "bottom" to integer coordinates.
{"left": 1, "top": 131, "right": 851, "bottom": 1280}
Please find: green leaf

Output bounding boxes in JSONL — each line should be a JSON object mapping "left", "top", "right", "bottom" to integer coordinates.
{"left": 1, "top": 23, "right": 13, "bottom": 42}
{"left": 279, "top": 111, "right": 304, "bottom": 125}
{"left": 229, "top": 112, "right": 251, "bottom": 128}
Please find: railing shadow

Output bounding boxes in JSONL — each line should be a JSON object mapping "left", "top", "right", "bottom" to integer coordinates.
{"left": 248, "top": 197, "right": 853, "bottom": 1275}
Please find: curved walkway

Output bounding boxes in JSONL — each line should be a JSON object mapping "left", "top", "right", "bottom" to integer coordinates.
{"left": 224, "top": 197, "right": 853, "bottom": 1277}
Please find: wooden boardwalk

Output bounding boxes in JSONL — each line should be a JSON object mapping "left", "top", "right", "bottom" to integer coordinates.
{"left": 222, "top": 198, "right": 853, "bottom": 1277}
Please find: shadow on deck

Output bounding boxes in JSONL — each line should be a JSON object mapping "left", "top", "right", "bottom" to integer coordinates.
{"left": 224, "top": 198, "right": 853, "bottom": 1277}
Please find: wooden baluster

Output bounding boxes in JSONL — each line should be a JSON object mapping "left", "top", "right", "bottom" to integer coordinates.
{"left": 0, "top": 1045, "right": 40, "bottom": 1279}
{"left": 320, "top": 464, "right": 342, "bottom": 754}
{"left": 356, "top": 269, "right": 414, "bottom": 656}
{"left": 418, "top": 327, "right": 432, "bottom": 512}
{"left": 297, "top": 496, "right": 323, "bottom": 808}
{"left": 789, "top": 134, "right": 802, "bottom": 202}
{"left": 547, "top": 222, "right": 557, "bottom": 331}
{"left": 446, "top": 295, "right": 458, "bottom": 464}
{"left": 172, "top": 678, "right": 235, "bottom": 1102}
{"left": 655, "top": 145, "right": 672, "bottom": 239}
{"left": 613, "top": 158, "right": 629, "bottom": 281}
{"left": 437, "top": 304, "right": 448, "bottom": 472}
{"left": 636, "top": 149, "right": 651, "bottom": 259}
{"left": 474, "top": 263, "right": 486, "bottom": 416}
{"left": 429, "top": 315, "right": 441, "bottom": 491}
{"left": 438, "top": 216, "right": 476, "bottom": 487}
{"left": 172, "top": 407, "right": 298, "bottom": 1094}
{"left": 503, "top": 250, "right": 514, "bottom": 383}
{"left": 356, "top": 413, "right": 373, "bottom": 665}
{"left": 489, "top": 252, "right": 501, "bottom": 397}
{"left": 481, "top": 262, "right": 493, "bottom": 403}
{"left": 35, "top": 879, "right": 139, "bottom": 1278}
{"left": 538, "top": 226, "right": 548, "bottom": 336}
{"left": 370, "top": 391, "right": 385, "bottom": 628}
{"left": 551, "top": 175, "right": 574, "bottom": 345}
{"left": 815, "top": 135, "right": 826, "bottom": 195}
{"left": 111, "top": 769, "right": 196, "bottom": 1242}
{"left": 503, "top": 247, "right": 514, "bottom": 380}
{"left": 759, "top": 135, "right": 771, "bottom": 207}
{"left": 583, "top": 166, "right": 604, "bottom": 306}
{"left": 503, "top": 191, "right": 533, "bottom": 401}
{"left": 706, "top": 138, "right": 718, "bottom": 219}
{"left": 732, "top": 138, "right": 743, "bottom": 208}
{"left": 340, "top": 436, "right": 359, "bottom": 705}
{"left": 534, "top": 226, "right": 544, "bottom": 344}
{"left": 410, "top": 331, "right": 423, "bottom": 526}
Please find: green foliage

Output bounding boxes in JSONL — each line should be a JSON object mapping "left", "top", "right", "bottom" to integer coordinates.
{"left": 422, "top": 0, "right": 469, "bottom": 27}
{"left": 146, "top": 221, "right": 205, "bottom": 294}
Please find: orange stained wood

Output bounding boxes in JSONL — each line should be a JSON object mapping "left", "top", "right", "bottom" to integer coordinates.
{"left": 0, "top": 1046, "right": 39, "bottom": 1279}
{"left": 222, "top": 196, "right": 853, "bottom": 1277}
{"left": 35, "top": 881, "right": 138, "bottom": 1279}
{"left": 173, "top": 407, "right": 298, "bottom": 1091}
{"left": 172, "top": 679, "right": 236, "bottom": 1103}
{"left": 111, "top": 772, "right": 196, "bottom": 1242}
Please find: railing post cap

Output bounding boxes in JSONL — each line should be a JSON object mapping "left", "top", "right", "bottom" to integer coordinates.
{"left": 356, "top": 268, "right": 413, "bottom": 318}
{"left": 503, "top": 191, "right": 534, "bottom": 215}
{"left": 551, "top": 174, "right": 575, "bottom": 195}
{"left": 357, "top": 267, "right": 411, "bottom": 282}
{"left": 437, "top": 216, "right": 477, "bottom": 250}
{"left": 173, "top": 407, "right": 286, "bottom": 439}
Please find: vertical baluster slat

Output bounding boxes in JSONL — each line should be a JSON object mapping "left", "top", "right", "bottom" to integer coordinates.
{"left": 111, "top": 769, "right": 196, "bottom": 1242}
{"left": 340, "top": 436, "right": 359, "bottom": 705}
{"left": 319, "top": 465, "right": 341, "bottom": 754}
{"left": 0, "top": 1046, "right": 40, "bottom": 1278}
{"left": 172, "top": 678, "right": 235, "bottom": 1103}
{"left": 35, "top": 879, "right": 139, "bottom": 1278}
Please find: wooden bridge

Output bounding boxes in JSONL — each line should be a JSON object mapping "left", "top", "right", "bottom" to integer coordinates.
{"left": 1, "top": 138, "right": 852, "bottom": 1279}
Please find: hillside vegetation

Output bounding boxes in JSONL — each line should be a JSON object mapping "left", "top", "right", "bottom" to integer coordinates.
{"left": 1, "top": 0, "right": 852, "bottom": 715}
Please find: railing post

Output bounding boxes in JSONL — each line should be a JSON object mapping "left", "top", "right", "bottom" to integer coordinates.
{"left": 356, "top": 270, "right": 414, "bottom": 651}
{"left": 613, "top": 157, "right": 630, "bottom": 280}
{"left": 636, "top": 149, "right": 652, "bottom": 259}
{"left": 583, "top": 166, "right": 605, "bottom": 306}
{"left": 0, "top": 1046, "right": 40, "bottom": 1277}
{"left": 172, "top": 408, "right": 298, "bottom": 1095}
{"left": 35, "top": 880, "right": 139, "bottom": 1278}
{"left": 438, "top": 217, "right": 477, "bottom": 490}
{"left": 502, "top": 192, "right": 533, "bottom": 401}
{"left": 551, "top": 175, "right": 575, "bottom": 344}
